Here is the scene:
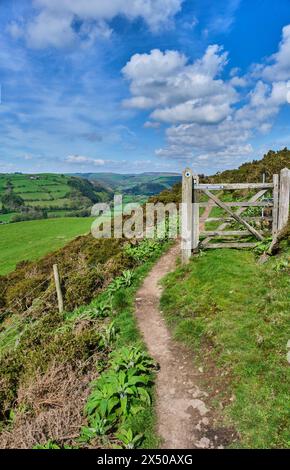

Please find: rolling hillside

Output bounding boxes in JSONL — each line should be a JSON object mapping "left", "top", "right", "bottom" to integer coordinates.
{"left": 0, "top": 174, "right": 112, "bottom": 223}
{"left": 72, "top": 172, "right": 181, "bottom": 196}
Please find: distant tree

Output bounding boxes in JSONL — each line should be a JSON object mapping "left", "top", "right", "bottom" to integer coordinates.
{"left": 1, "top": 192, "right": 24, "bottom": 211}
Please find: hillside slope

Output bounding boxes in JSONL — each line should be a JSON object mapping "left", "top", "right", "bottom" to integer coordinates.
{"left": 0, "top": 230, "right": 170, "bottom": 448}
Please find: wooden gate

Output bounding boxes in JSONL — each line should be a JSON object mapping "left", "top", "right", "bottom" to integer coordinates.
{"left": 181, "top": 168, "right": 290, "bottom": 263}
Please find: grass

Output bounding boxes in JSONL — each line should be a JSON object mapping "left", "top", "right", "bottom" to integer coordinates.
{"left": 0, "top": 217, "right": 95, "bottom": 275}
{"left": 0, "top": 213, "right": 17, "bottom": 223}
{"left": 161, "top": 248, "right": 290, "bottom": 449}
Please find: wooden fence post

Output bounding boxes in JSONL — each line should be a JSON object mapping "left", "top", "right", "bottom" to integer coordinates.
{"left": 53, "top": 264, "right": 64, "bottom": 314}
{"left": 278, "top": 168, "right": 290, "bottom": 231}
{"left": 192, "top": 174, "right": 199, "bottom": 253}
{"left": 272, "top": 174, "right": 279, "bottom": 236}
{"left": 181, "top": 168, "right": 193, "bottom": 264}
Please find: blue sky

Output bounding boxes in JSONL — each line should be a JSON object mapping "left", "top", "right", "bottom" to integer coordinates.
{"left": 1, "top": 0, "right": 290, "bottom": 174}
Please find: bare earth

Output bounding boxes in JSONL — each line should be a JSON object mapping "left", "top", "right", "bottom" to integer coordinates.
{"left": 135, "top": 244, "right": 226, "bottom": 449}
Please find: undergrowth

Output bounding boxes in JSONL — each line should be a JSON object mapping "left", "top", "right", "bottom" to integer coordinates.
{"left": 0, "top": 235, "right": 171, "bottom": 448}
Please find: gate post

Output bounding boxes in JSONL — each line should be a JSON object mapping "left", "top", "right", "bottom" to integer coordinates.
{"left": 192, "top": 174, "right": 199, "bottom": 253}
{"left": 181, "top": 168, "right": 193, "bottom": 264}
{"left": 272, "top": 174, "right": 279, "bottom": 236}
{"left": 278, "top": 168, "right": 290, "bottom": 231}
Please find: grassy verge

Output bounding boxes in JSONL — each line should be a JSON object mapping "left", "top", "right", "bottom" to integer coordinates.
{"left": 160, "top": 247, "right": 290, "bottom": 449}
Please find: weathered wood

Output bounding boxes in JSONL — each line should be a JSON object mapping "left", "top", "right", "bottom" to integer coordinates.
{"left": 196, "top": 183, "right": 273, "bottom": 190}
{"left": 203, "top": 189, "right": 264, "bottom": 241}
{"left": 201, "top": 190, "right": 268, "bottom": 248}
{"left": 201, "top": 230, "right": 250, "bottom": 237}
{"left": 278, "top": 168, "right": 290, "bottom": 231}
{"left": 53, "top": 264, "right": 64, "bottom": 314}
{"left": 181, "top": 168, "right": 193, "bottom": 264}
{"left": 204, "top": 217, "right": 272, "bottom": 222}
{"left": 206, "top": 243, "right": 257, "bottom": 249}
{"left": 199, "top": 201, "right": 273, "bottom": 208}
{"left": 272, "top": 174, "right": 279, "bottom": 236}
{"left": 192, "top": 174, "right": 199, "bottom": 252}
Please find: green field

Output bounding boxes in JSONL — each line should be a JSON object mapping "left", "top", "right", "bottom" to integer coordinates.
{"left": 0, "top": 217, "right": 95, "bottom": 275}
{"left": 0, "top": 173, "right": 112, "bottom": 223}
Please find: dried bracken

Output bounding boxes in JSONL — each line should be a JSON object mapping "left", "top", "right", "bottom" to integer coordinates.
{"left": 0, "top": 362, "right": 99, "bottom": 449}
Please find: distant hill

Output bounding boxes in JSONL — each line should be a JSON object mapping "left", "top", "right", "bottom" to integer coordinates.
{"left": 0, "top": 174, "right": 112, "bottom": 223}
{"left": 72, "top": 172, "right": 181, "bottom": 195}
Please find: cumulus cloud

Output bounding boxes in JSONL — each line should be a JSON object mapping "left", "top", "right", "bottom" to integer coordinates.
{"left": 259, "top": 25, "right": 290, "bottom": 81}
{"left": 66, "top": 155, "right": 105, "bottom": 165}
{"left": 122, "top": 46, "right": 237, "bottom": 125}
{"left": 123, "top": 24, "right": 290, "bottom": 167}
{"left": 10, "top": 0, "right": 183, "bottom": 48}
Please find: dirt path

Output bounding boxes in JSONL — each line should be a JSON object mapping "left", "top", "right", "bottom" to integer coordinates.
{"left": 135, "top": 244, "right": 224, "bottom": 449}
{"left": 199, "top": 200, "right": 216, "bottom": 232}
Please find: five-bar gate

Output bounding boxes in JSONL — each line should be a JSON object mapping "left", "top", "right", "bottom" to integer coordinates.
{"left": 181, "top": 168, "right": 290, "bottom": 263}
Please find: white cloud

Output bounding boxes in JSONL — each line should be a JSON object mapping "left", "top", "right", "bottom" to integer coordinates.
{"left": 144, "top": 121, "right": 161, "bottom": 129}
{"left": 26, "top": 11, "right": 76, "bottom": 49}
{"left": 66, "top": 155, "right": 105, "bottom": 165}
{"left": 123, "top": 24, "right": 290, "bottom": 168}
{"left": 259, "top": 25, "right": 290, "bottom": 81}
{"left": 10, "top": 0, "right": 183, "bottom": 48}
{"left": 122, "top": 46, "right": 237, "bottom": 124}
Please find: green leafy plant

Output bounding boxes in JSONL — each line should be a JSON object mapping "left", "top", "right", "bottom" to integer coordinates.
{"left": 120, "top": 270, "right": 135, "bottom": 287}
{"left": 83, "top": 344, "right": 154, "bottom": 443}
{"left": 115, "top": 428, "right": 143, "bottom": 449}
{"left": 107, "top": 270, "right": 135, "bottom": 294}
{"left": 80, "top": 409, "right": 116, "bottom": 440}
{"left": 34, "top": 440, "right": 61, "bottom": 449}
{"left": 254, "top": 237, "right": 273, "bottom": 255}
{"left": 86, "top": 368, "right": 150, "bottom": 422}
{"left": 109, "top": 346, "right": 156, "bottom": 373}
{"left": 93, "top": 297, "right": 113, "bottom": 318}
{"left": 273, "top": 257, "right": 289, "bottom": 272}
{"left": 99, "top": 321, "right": 118, "bottom": 349}
{"left": 124, "top": 239, "right": 162, "bottom": 263}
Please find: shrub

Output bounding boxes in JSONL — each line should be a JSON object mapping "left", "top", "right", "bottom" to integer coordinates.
{"left": 64, "top": 268, "right": 104, "bottom": 311}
